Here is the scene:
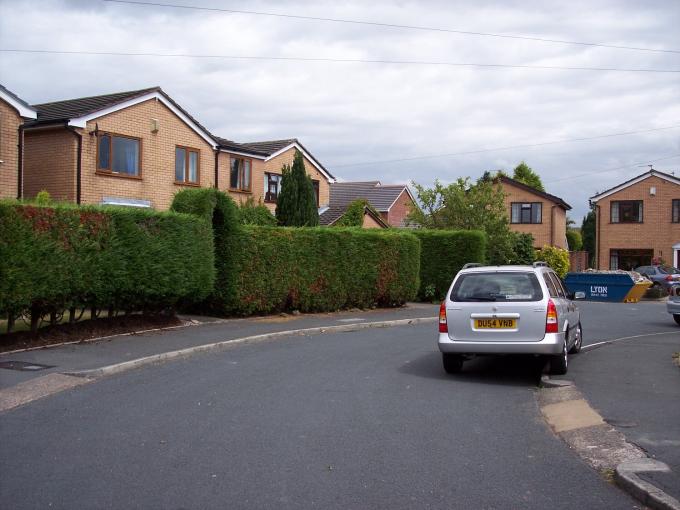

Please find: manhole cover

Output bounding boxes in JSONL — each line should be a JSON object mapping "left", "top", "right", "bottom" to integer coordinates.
{"left": 0, "top": 361, "right": 55, "bottom": 372}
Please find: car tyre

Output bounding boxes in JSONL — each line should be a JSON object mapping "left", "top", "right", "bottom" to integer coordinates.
{"left": 442, "top": 353, "right": 464, "bottom": 374}
{"left": 674, "top": 314, "right": 680, "bottom": 326}
{"left": 568, "top": 323, "right": 583, "bottom": 354}
{"left": 550, "top": 340, "right": 568, "bottom": 375}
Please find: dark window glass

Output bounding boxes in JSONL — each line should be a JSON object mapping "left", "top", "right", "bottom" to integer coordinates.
{"left": 312, "top": 180, "right": 320, "bottom": 207}
{"left": 230, "top": 157, "right": 251, "bottom": 191}
{"left": 188, "top": 151, "right": 198, "bottom": 183}
{"left": 175, "top": 147, "right": 185, "bottom": 182}
{"left": 548, "top": 272, "right": 566, "bottom": 298}
{"left": 230, "top": 159, "right": 241, "bottom": 189}
{"left": 450, "top": 272, "right": 543, "bottom": 302}
{"left": 511, "top": 202, "right": 541, "bottom": 223}
{"left": 265, "top": 173, "right": 282, "bottom": 202}
{"left": 673, "top": 200, "right": 680, "bottom": 223}
{"left": 611, "top": 200, "right": 642, "bottom": 223}
{"left": 542, "top": 273, "right": 559, "bottom": 298}
{"left": 111, "top": 136, "right": 139, "bottom": 175}
{"left": 98, "top": 134, "right": 110, "bottom": 169}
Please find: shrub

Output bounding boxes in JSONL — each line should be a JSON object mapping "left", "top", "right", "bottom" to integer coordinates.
{"left": 238, "top": 197, "right": 277, "bottom": 226}
{"left": 334, "top": 199, "right": 380, "bottom": 227}
{"left": 275, "top": 150, "right": 319, "bottom": 227}
{"left": 535, "top": 245, "right": 570, "bottom": 278}
{"left": 224, "top": 226, "right": 420, "bottom": 315}
{"left": 566, "top": 230, "right": 583, "bottom": 251}
{"left": 509, "top": 232, "right": 535, "bottom": 265}
{"left": 0, "top": 202, "right": 214, "bottom": 324}
{"left": 170, "top": 188, "right": 241, "bottom": 313}
{"left": 411, "top": 230, "right": 487, "bottom": 301}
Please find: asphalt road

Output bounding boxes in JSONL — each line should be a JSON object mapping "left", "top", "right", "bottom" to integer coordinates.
{"left": 0, "top": 313, "right": 644, "bottom": 509}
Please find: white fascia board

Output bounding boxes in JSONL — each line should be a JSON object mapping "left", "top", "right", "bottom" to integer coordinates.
{"left": 385, "top": 187, "right": 417, "bottom": 212}
{"left": 265, "top": 143, "right": 336, "bottom": 183}
{"left": 67, "top": 91, "right": 217, "bottom": 148}
{"left": 0, "top": 90, "right": 37, "bottom": 119}
{"left": 590, "top": 171, "right": 680, "bottom": 202}
{"left": 219, "top": 149, "right": 266, "bottom": 160}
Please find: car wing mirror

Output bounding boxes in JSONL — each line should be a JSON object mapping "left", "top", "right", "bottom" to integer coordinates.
{"left": 573, "top": 291, "right": 586, "bottom": 300}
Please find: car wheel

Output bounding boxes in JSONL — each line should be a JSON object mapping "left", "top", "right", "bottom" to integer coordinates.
{"left": 442, "top": 353, "right": 464, "bottom": 374}
{"left": 550, "top": 340, "right": 568, "bottom": 375}
{"left": 568, "top": 323, "right": 583, "bottom": 354}
{"left": 674, "top": 314, "right": 680, "bottom": 326}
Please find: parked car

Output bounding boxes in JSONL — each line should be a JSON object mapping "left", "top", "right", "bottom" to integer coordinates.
{"left": 438, "top": 262, "right": 584, "bottom": 375}
{"left": 668, "top": 284, "right": 680, "bottom": 326}
{"left": 635, "top": 265, "right": 680, "bottom": 293}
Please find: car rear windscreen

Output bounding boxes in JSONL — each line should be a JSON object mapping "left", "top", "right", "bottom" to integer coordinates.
{"left": 450, "top": 272, "right": 543, "bottom": 302}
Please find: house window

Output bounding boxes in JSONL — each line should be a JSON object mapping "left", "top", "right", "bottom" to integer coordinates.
{"left": 264, "top": 173, "right": 282, "bottom": 202}
{"left": 611, "top": 200, "right": 642, "bottom": 223}
{"left": 511, "top": 202, "right": 541, "bottom": 224}
{"left": 610, "top": 250, "right": 619, "bottom": 270}
{"left": 673, "top": 199, "right": 680, "bottom": 223}
{"left": 98, "top": 133, "right": 140, "bottom": 177}
{"left": 230, "top": 157, "right": 251, "bottom": 192}
{"left": 312, "top": 180, "right": 320, "bottom": 207}
{"left": 175, "top": 146, "right": 199, "bottom": 185}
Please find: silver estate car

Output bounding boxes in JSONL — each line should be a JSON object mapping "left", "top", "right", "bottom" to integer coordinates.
{"left": 668, "top": 284, "right": 680, "bottom": 326}
{"left": 438, "top": 262, "right": 584, "bottom": 375}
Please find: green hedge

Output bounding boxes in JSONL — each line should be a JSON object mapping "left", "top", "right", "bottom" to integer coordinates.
{"left": 225, "top": 226, "right": 420, "bottom": 315}
{"left": 171, "top": 188, "right": 241, "bottom": 313}
{"left": 0, "top": 202, "right": 214, "bottom": 319}
{"left": 411, "top": 230, "right": 487, "bottom": 301}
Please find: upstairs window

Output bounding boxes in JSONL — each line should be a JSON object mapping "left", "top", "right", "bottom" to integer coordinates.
{"left": 264, "top": 173, "right": 282, "bottom": 202}
{"left": 511, "top": 202, "right": 541, "bottom": 224}
{"left": 98, "top": 133, "right": 140, "bottom": 177}
{"left": 673, "top": 199, "right": 680, "bottom": 223}
{"left": 312, "top": 180, "right": 320, "bottom": 207}
{"left": 175, "top": 146, "right": 199, "bottom": 185}
{"left": 230, "top": 157, "right": 251, "bottom": 192}
{"left": 611, "top": 200, "right": 643, "bottom": 223}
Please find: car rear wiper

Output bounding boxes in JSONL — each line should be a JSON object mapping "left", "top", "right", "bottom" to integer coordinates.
{"left": 466, "top": 295, "right": 497, "bottom": 301}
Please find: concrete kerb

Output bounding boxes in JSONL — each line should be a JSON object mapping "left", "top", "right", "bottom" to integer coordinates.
{"left": 540, "top": 374, "right": 680, "bottom": 510}
{"left": 65, "top": 317, "right": 437, "bottom": 379}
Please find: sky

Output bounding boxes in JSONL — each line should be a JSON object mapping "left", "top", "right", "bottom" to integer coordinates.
{"left": 1, "top": 0, "right": 678, "bottom": 220}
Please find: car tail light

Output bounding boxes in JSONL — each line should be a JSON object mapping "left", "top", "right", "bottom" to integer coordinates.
{"left": 439, "top": 302, "right": 448, "bottom": 333}
{"left": 546, "top": 299, "right": 558, "bottom": 333}
{"left": 665, "top": 275, "right": 674, "bottom": 281}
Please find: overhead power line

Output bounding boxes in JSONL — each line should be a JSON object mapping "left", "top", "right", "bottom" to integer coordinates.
{"left": 1, "top": 49, "right": 678, "bottom": 74}
{"left": 330, "top": 125, "right": 680, "bottom": 168}
{"left": 544, "top": 153, "right": 680, "bottom": 185}
{"left": 101, "top": 0, "right": 680, "bottom": 54}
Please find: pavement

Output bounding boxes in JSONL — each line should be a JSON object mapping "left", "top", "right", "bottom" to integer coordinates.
{"left": 0, "top": 299, "right": 678, "bottom": 508}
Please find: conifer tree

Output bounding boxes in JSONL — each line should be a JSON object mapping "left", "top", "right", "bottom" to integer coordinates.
{"left": 275, "top": 150, "right": 319, "bottom": 226}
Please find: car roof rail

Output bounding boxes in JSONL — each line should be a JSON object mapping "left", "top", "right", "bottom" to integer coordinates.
{"left": 462, "top": 263, "right": 484, "bottom": 269}
{"left": 533, "top": 261, "right": 549, "bottom": 268}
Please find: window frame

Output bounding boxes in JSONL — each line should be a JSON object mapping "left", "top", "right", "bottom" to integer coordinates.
{"left": 264, "top": 172, "right": 282, "bottom": 203}
{"left": 672, "top": 199, "right": 680, "bottom": 223}
{"left": 611, "top": 200, "right": 643, "bottom": 224}
{"left": 229, "top": 156, "right": 252, "bottom": 193}
{"left": 510, "top": 202, "right": 542, "bottom": 224}
{"left": 96, "top": 131, "right": 142, "bottom": 179}
{"left": 174, "top": 145, "right": 200, "bottom": 186}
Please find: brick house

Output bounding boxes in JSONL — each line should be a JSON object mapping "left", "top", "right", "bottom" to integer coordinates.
{"left": 589, "top": 169, "right": 680, "bottom": 269}
{"left": 498, "top": 176, "right": 571, "bottom": 250}
{"left": 319, "top": 181, "right": 416, "bottom": 227}
{"left": 0, "top": 84, "right": 37, "bottom": 199}
{"left": 21, "top": 86, "right": 334, "bottom": 210}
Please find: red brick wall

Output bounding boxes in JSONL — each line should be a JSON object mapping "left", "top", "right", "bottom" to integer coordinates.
{"left": 0, "top": 99, "right": 23, "bottom": 199}
{"left": 386, "top": 189, "right": 416, "bottom": 227}
{"left": 24, "top": 128, "right": 77, "bottom": 201}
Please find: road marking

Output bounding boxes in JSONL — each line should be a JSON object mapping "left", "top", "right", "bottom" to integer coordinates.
{"left": 583, "top": 331, "right": 674, "bottom": 352}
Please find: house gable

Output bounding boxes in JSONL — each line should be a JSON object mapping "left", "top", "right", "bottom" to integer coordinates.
{"left": 590, "top": 170, "right": 680, "bottom": 202}
{"left": 0, "top": 84, "right": 37, "bottom": 119}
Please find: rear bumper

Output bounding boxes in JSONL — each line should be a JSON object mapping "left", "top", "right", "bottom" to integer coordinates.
{"left": 438, "top": 332, "right": 565, "bottom": 355}
{"left": 667, "top": 298, "right": 680, "bottom": 315}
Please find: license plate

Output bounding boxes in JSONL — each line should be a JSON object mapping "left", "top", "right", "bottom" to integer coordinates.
{"left": 475, "top": 319, "right": 516, "bottom": 329}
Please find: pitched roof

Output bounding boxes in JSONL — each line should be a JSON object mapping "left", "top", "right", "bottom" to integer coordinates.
{"left": 328, "top": 181, "right": 412, "bottom": 211}
{"left": 212, "top": 136, "right": 269, "bottom": 157}
{"left": 239, "top": 139, "right": 298, "bottom": 155}
{"left": 0, "top": 83, "right": 37, "bottom": 118}
{"left": 498, "top": 175, "right": 571, "bottom": 210}
{"left": 28, "top": 86, "right": 217, "bottom": 147}
{"left": 318, "top": 203, "right": 389, "bottom": 228}
{"left": 590, "top": 169, "right": 680, "bottom": 202}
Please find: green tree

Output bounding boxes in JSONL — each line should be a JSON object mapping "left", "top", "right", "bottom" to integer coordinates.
{"left": 407, "top": 177, "right": 515, "bottom": 264}
{"left": 275, "top": 150, "right": 319, "bottom": 227}
{"left": 509, "top": 232, "right": 536, "bottom": 265}
{"left": 581, "top": 209, "right": 596, "bottom": 266}
{"left": 334, "top": 199, "right": 381, "bottom": 227}
{"left": 566, "top": 230, "right": 583, "bottom": 251}
{"left": 238, "top": 197, "right": 277, "bottom": 226}
{"left": 512, "top": 161, "right": 545, "bottom": 191}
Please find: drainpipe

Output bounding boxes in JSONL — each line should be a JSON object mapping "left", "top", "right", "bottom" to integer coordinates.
{"left": 67, "top": 127, "right": 82, "bottom": 204}
{"left": 595, "top": 204, "right": 601, "bottom": 269}
{"left": 214, "top": 150, "right": 219, "bottom": 189}
{"left": 17, "top": 125, "right": 25, "bottom": 199}
{"left": 550, "top": 205, "right": 556, "bottom": 247}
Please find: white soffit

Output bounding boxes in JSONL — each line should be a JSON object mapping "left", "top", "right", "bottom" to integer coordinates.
{"left": 0, "top": 89, "right": 37, "bottom": 119}
{"left": 68, "top": 91, "right": 217, "bottom": 148}
{"left": 590, "top": 171, "right": 680, "bottom": 202}
{"left": 266, "top": 143, "right": 336, "bottom": 183}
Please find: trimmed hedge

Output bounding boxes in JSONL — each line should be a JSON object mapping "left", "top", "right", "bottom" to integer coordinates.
{"left": 411, "top": 230, "right": 487, "bottom": 301}
{"left": 225, "top": 226, "right": 420, "bottom": 315}
{"left": 0, "top": 201, "right": 214, "bottom": 320}
{"left": 171, "top": 188, "right": 241, "bottom": 313}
